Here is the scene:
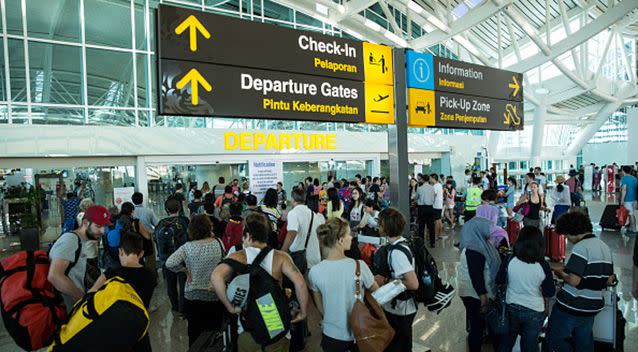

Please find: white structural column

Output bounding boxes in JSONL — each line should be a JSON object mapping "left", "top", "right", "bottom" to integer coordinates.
{"left": 564, "top": 84, "right": 636, "bottom": 156}
{"left": 487, "top": 131, "right": 501, "bottom": 165}
{"left": 135, "top": 156, "right": 149, "bottom": 206}
{"left": 627, "top": 107, "right": 638, "bottom": 165}
{"left": 531, "top": 91, "right": 548, "bottom": 167}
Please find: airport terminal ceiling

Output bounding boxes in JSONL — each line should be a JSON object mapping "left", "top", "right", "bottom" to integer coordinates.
{"left": 0, "top": 0, "right": 636, "bottom": 157}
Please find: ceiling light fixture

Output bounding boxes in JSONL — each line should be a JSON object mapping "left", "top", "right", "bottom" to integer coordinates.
{"left": 385, "top": 30, "right": 408, "bottom": 47}
{"left": 364, "top": 19, "right": 382, "bottom": 32}
{"left": 408, "top": 1, "right": 424, "bottom": 14}
{"left": 315, "top": 3, "right": 329, "bottom": 16}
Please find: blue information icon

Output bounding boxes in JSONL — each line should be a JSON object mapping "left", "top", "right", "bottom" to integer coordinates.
{"left": 406, "top": 50, "right": 434, "bottom": 90}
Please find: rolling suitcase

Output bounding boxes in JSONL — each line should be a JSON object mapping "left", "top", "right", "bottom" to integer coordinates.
{"left": 599, "top": 205, "right": 622, "bottom": 231}
{"left": 544, "top": 224, "right": 565, "bottom": 262}
{"left": 569, "top": 200, "right": 589, "bottom": 217}
{"left": 593, "top": 288, "right": 626, "bottom": 352}
{"left": 188, "top": 319, "right": 233, "bottom": 352}
{"left": 506, "top": 218, "right": 521, "bottom": 246}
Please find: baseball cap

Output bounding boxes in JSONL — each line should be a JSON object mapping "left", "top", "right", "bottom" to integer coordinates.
{"left": 226, "top": 274, "right": 250, "bottom": 309}
{"left": 83, "top": 205, "right": 113, "bottom": 226}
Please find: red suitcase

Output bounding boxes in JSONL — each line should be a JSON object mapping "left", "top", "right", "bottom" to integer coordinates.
{"left": 544, "top": 224, "right": 565, "bottom": 262}
{"left": 507, "top": 219, "right": 521, "bottom": 246}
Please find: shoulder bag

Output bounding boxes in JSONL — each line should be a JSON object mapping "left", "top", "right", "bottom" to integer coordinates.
{"left": 348, "top": 260, "right": 395, "bottom": 352}
{"left": 289, "top": 210, "right": 314, "bottom": 274}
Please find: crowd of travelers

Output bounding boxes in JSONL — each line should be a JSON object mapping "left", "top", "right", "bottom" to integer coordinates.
{"left": 2, "top": 164, "right": 637, "bottom": 352}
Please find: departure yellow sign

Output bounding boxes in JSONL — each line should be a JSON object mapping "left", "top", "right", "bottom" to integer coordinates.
{"left": 364, "top": 83, "right": 394, "bottom": 124}
{"left": 408, "top": 88, "right": 435, "bottom": 127}
{"left": 174, "top": 15, "right": 210, "bottom": 52}
{"left": 363, "top": 42, "right": 393, "bottom": 85}
{"left": 224, "top": 132, "right": 337, "bottom": 151}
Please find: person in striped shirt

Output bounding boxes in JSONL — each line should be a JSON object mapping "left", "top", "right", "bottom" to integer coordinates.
{"left": 547, "top": 212, "right": 615, "bottom": 352}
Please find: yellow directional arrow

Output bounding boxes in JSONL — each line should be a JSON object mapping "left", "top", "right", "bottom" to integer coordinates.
{"left": 176, "top": 68, "right": 212, "bottom": 106}
{"left": 508, "top": 75, "right": 520, "bottom": 97}
{"left": 174, "top": 15, "right": 210, "bottom": 52}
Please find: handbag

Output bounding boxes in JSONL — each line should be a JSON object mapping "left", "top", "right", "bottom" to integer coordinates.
{"left": 486, "top": 257, "right": 511, "bottom": 336}
{"left": 348, "top": 260, "right": 395, "bottom": 352}
{"left": 289, "top": 211, "right": 314, "bottom": 274}
{"left": 512, "top": 201, "right": 530, "bottom": 216}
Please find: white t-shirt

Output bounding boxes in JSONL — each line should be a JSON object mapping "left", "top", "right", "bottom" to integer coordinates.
{"left": 382, "top": 238, "right": 417, "bottom": 316}
{"left": 309, "top": 259, "right": 374, "bottom": 341}
{"left": 535, "top": 175, "right": 547, "bottom": 187}
{"left": 433, "top": 183, "right": 443, "bottom": 209}
{"left": 506, "top": 257, "right": 548, "bottom": 312}
{"left": 287, "top": 204, "right": 324, "bottom": 269}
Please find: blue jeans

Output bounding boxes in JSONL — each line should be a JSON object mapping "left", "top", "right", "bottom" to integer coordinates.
{"left": 547, "top": 307, "right": 595, "bottom": 352}
{"left": 499, "top": 304, "right": 545, "bottom": 352}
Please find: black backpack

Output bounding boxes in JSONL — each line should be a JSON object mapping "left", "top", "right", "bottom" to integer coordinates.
{"left": 154, "top": 217, "right": 187, "bottom": 264}
{"left": 228, "top": 247, "right": 291, "bottom": 347}
{"left": 372, "top": 236, "right": 441, "bottom": 304}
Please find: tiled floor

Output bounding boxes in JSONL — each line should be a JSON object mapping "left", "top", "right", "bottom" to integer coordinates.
{"left": 0, "top": 192, "right": 636, "bottom": 351}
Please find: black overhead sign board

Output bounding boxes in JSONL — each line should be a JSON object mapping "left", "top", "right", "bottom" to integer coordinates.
{"left": 406, "top": 50, "right": 524, "bottom": 131}
{"left": 157, "top": 4, "right": 395, "bottom": 124}
{"left": 158, "top": 5, "right": 364, "bottom": 81}
{"left": 434, "top": 56, "right": 523, "bottom": 102}
{"left": 161, "top": 60, "right": 365, "bottom": 123}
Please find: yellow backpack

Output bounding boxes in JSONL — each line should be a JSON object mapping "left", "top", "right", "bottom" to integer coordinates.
{"left": 48, "top": 276, "right": 149, "bottom": 351}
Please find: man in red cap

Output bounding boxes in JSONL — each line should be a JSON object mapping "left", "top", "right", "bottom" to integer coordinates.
{"left": 48, "top": 205, "right": 111, "bottom": 310}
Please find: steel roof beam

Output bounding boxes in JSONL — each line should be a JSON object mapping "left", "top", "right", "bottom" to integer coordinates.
{"left": 409, "top": 0, "right": 514, "bottom": 50}
{"left": 506, "top": 0, "right": 638, "bottom": 72}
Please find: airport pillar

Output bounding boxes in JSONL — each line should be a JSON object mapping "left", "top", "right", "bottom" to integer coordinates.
{"left": 531, "top": 91, "right": 547, "bottom": 168}
{"left": 388, "top": 48, "right": 410, "bottom": 234}
{"left": 135, "top": 156, "right": 149, "bottom": 206}
{"left": 627, "top": 106, "right": 638, "bottom": 165}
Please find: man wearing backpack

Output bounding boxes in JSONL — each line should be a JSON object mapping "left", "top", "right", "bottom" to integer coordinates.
{"left": 48, "top": 205, "right": 111, "bottom": 311}
{"left": 188, "top": 189, "right": 205, "bottom": 217}
{"left": 155, "top": 197, "right": 190, "bottom": 315}
{"left": 172, "top": 183, "right": 187, "bottom": 216}
{"left": 211, "top": 212, "right": 308, "bottom": 352}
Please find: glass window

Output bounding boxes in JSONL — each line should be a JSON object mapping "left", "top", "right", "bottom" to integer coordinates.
{"left": 0, "top": 42, "right": 5, "bottom": 101}
{"left": 26, "top": 0, "right": 80, "bottom": 42}
{"left": 136, "top": 54, "right": 148, "bottom": 109}
{"left": 508, "top": 162, "right": 517, "bottom": 170}
{"left": 29, "top": 42, "right": 82, "bottom": 105}
{"left": 283, "top": 162, "right": 320, "bottom": 192}
{"left": 88, "top": 108, "right": 135, "bottom": 126}
{"left": 206, "top": 0, "right": 236, "bottom": 9}
{"left": 6, "top": 0, "right": 23, "bottom": 35}
{"left": 10, "top": 106, "right": 29, "bottom": 124}
{"left": 296, "top": 11, "right": 322, "bottom": 28}
{"left": 84, "top": 0, "right": 132, "bottom": 48}
{"left": 519, "top": 161, "right": 528, "bottom": 171}
{"left": 138, "top": 110, "right": 149, "bottom": 127}
{"left": 0, "top": 104, "right": 8, "bottom": 123}
{"left": 134, "top": 3, "right": 147, "bottom": 51}
{"left": 31, "top": 106, "right": 84, "bottom": 125}
{"left": 153, "top": 114, "right": 165, "bottom": 126}
{"left": 8, "top": 39, "right": 26, "bottom": 103}
{"left": 86, "top": 48, "right": 133, "bottom": 107}
{"left": 263, "top": 0, "right": 292, "bottom": 22}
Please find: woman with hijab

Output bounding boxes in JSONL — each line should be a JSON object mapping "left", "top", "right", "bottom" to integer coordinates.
{"left": 458, "top": 211, "right": 502, "bottom": 352}
{"left": 476, "top": 204, "right": 509, "bottom": 252}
